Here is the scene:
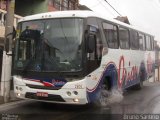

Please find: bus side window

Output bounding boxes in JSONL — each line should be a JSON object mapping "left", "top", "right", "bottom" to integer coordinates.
{"left": 96, "top": 35, "right": 103, "bottom": 60}
{"left": 153, "top": 39, "right": 155, "bottom": 50}
{"left": 146, "top": 35, "right": 151, "bottom": 51}
{"left": 87, "top": 17, "right": 103, "bottom": 62}
{"left": 139, "top": 33, "right": 145, "bottom": 50}
{"left": 102, "top": 22, "right": 118, "bottom": 49}
{"left": 151, "top": 37, "right": 154, "bottom": 51}
{"left": 119, "top": 27, "right": 130, "bottom": 49}
{"left": 130, "top": 30, "right": 139, "bottom": 50}
{"left": 87, "top": 25, "right": 102, "bottom": 61}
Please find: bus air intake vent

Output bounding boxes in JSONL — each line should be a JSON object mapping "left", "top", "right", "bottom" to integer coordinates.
{"left": 25, "top": 92, "right": 65, "bottom": 102}
{"left": 26, "top": 84, "right": 61, "bottom": 90}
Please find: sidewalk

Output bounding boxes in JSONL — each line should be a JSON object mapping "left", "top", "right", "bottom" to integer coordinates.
{"left": 0, "top": 77, "right": 21, "bottom": 104}
{"left": 0, "top": 90, "right": 20, "bottom": 104}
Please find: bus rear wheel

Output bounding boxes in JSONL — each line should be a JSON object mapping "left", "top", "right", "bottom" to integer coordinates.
{"left": 134, "top": 73, "right": 144, "bottom": 90}
{"left": 134, "top": 80, "right": 143, "bottom": 90}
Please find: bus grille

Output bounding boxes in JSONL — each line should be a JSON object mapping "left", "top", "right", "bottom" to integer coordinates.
{"left": 26, "top": 84, "right": 61, "bottom": 90}
{"left": 25, "top": 92, "right": 65, "bottom": 102}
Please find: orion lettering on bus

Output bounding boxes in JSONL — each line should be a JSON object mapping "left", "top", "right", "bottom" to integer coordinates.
{"left": 118, "top": 56, "right": 139, "bottom": 88}
{"left": 51, "top": 79, "right": 66, "bottom": 86}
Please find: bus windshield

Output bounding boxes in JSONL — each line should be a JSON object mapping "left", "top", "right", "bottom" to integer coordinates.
{"left": 14, "top": 18, "right": 83, "bottom": 72}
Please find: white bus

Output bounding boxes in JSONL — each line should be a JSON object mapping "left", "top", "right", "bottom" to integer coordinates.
{"left": 13, "top": 10, "right": 155, "bottom": 104}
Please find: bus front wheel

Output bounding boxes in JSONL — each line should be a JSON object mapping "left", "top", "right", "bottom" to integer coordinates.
{"left": 97, "top": 77, "right": 112, "bottom": 105}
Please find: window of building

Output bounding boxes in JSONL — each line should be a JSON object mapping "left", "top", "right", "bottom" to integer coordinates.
{"left": 53, "top": 0, "right": 61, "bottom": 10}
{"left": 139, "top": 33, "right": 145, "bottom": 50}
{"left": 119, "top": 27, "right": 129, "bottom": 49}
{"left": 69, "top": 1, "right": 75, "bottom": 10}
{"left": 146, "top": 35, "right": 151, "bottom": 50}
{"left": 102, "top": 22, "right": 118, "bottom": 48}
{"left": 63, "top": 0, "right": 68, "bottom": 10}
{"left": 130, "top": 30, "right": 139, "bottom": 50}
{"left": 68, "top": 1, "right": 72, "bottom": 10}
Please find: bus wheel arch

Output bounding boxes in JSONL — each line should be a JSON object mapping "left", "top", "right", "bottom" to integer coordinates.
{"left": 95, "top": 75, "right": 117, "bottom": 106}
{"left": 102, "top": 76, "right": 112, "bottom": 91}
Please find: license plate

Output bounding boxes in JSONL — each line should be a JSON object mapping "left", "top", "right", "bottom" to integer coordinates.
{"left": 36, "top": 92, "right": 48, "bottom": 97}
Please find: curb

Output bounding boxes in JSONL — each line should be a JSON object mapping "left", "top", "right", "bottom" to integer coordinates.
{"left": 0, "top": 91, "right": 19, "bottom": 104}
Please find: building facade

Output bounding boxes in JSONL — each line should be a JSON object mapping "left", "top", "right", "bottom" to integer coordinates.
{"left": 0, "top": 0, "right": 6, "bottom": 10}
{"left": 15, "top": 0, "right": 79, "bottom": 16}
{"left": 48, "top": 0, "right": 79, "bottom": 11}
{"left": 1, "top": 0, "right": 79, "bottom": 16}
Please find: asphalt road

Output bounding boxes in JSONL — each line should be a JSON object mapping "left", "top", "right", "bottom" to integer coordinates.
{"left": 0, "top": 81, "right": 160, "bottom": 120}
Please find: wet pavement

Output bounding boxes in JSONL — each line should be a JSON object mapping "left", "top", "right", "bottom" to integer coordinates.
{"left": 0, "top": 81, "right": 160, "bottom": 120}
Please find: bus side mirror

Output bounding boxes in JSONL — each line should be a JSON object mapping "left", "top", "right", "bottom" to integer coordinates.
{"left": 86, "top": 34, "right": 96, "bottom": 53}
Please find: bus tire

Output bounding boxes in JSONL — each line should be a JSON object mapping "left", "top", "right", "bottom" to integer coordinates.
{"left": 134, "top": 73, "right": 144, "bottom": 90}
{"left": 96, "top": 77, "right": 112, "bottom": 106}
{"left": 134, "top": 80, "right": 143, "bottom": 90}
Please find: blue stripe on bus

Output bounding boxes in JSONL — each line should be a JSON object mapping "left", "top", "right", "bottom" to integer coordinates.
{"left": 87, "top": 62, "right": 149, "bottom": 103}
{"left": 87, "top": 63, "right": 118, "bottom": 103}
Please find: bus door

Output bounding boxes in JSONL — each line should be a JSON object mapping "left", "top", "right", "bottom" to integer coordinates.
{"left": 85, "top": 18, "right": 103, "bottom": 74}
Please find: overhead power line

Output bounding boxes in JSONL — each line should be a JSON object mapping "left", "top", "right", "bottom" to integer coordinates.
{"left": 97, "top": 0, "right": 116, "bottom": 17}
{"left": 90, "top": 1, "right": 101, "bottom": 8}
{"left": 104, "top": 0, "right": 122, "bottom": 16}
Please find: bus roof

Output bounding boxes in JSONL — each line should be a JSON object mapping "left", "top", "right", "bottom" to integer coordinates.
{"left": 19, "top": 10, "right": 153, "bottom": 36}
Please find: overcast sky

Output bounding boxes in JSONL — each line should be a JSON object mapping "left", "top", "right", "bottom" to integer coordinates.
{"left": 80, "top": 0, "right": 160, "bottom": 42}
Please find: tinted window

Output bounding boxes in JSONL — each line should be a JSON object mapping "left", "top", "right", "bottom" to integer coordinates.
{"left": 130, "top": 30, "right": 139, "bottom": 49}
{"left": 14, "top": 18, "right": 83, "bottom": 72}
{"left": 119, "top": 27, "right": 129, "bottom": 49}
{"left": 151, "top": 37, "right": 154, "bottom": 50}
{"left": 146, "top": 35, "right": 151, "bottom": 50}
{"left": 139, "top": 33, "right": 145, "bottom": 50}
{"left": 103, "top": 23, "right": 118, "bottom": 48}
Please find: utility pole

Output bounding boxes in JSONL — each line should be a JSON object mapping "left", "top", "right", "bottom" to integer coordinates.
{"left": 0, "top": 0, "right": 15, "bottom": 103}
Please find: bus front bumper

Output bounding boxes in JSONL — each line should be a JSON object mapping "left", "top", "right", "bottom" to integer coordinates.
{"left": 13, "top": 76, "right": 88, "bottom": 105}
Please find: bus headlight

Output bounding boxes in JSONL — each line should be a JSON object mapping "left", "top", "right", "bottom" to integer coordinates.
{"left": 73, "top": 91, "right": 78, "bottom": 95}
{"left": 16, "top": 86, "right": 18, "bottom": 90}
{"left": 19, "top": 87, "right": 23, "bottom": 91}
{"left": 66, "top": 91, "right": 72, "bottom": 96}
